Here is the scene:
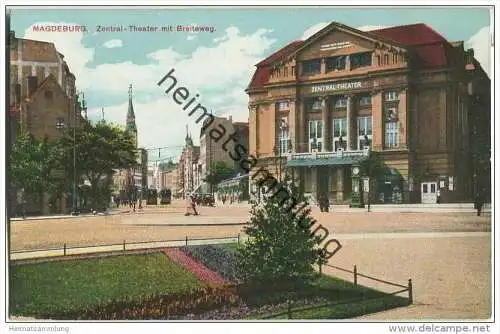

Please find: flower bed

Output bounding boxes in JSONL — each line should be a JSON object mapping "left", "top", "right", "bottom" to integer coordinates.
{"left": 46, "top": 285, "right": 241, "bottom": 320}
{"left": 163, "top": 248, "right": 227, "bottom": 284}
{"left": 181, "top": 244, "right": 242, "bottom": 282}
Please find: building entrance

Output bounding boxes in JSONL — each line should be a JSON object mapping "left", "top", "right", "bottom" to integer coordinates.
{"left": 421, "top": 182, "right": 438, "bottom": 204}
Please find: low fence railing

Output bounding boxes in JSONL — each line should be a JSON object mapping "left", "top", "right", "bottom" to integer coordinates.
{"left": 10, "top": 234, "right": 242, "bottom": 260}
{"left": 263, "top": 263, "right": 412, "bottom": 319}
{"left": 324, "top": 263, "right": 412, "bottom": 304}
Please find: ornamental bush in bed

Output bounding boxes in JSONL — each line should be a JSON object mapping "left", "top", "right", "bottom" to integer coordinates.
{"left": 237, "top": 175, "right": 323, "bottom": 286}
{"left": 182, "top": 245, "right": 243, "bottom": 282}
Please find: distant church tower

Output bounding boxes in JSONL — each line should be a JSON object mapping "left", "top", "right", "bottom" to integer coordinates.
{"left": 126, "top": 84, "right": 138, "bottom": 148}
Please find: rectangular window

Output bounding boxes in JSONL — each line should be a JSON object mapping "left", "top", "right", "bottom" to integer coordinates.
{"left": 358, "top": 95, "right": 371, "bottom": 106}
{"left": 284, "top": 67, "right": 288, "bottom": 77}
{"left": 350, "top": 52, "right": 372, "bottom": 69}
{"left": 308, "top": 120, "right": 323, "bottom": 152}
{"left": 302, "top": 59, "right": 321, "bottom": 75}
{"left": 384, "top": 91, "right": 399, "bottom": 101}
{"left": 279, "top": 117, "right": 290, "bottom": 154}
{"left": 291, "top": 66, "right": 296, "bottom": 76}
{"left": 358, "top": 116, "right": 372, "bottom": 150}
{"left": 56, "top": 117, "right": 65, "bottom": 130}
{"left": 384, "top": 122, "right": 399, "bottom": 149}
{"left": 334, "top": 96, "right": 347, "bottom": 108}
{"left": 326, "top": 56, "right": 346, "bottom": 71}
{"left": 333, "top": 118, "right": 347, "bottom": 151}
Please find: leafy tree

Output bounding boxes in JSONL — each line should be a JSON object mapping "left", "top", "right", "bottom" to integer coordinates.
{"left": 9, "top": 132, "right": 57, "bottom": 199}
{"left": 204, "top": 161, "right": 236, "bottom": 187}
{"left": 53, "top": 121, "right": 137, "bottom": 209}
{"left": 237, "top": 176, "right": 323, "bottom": 286}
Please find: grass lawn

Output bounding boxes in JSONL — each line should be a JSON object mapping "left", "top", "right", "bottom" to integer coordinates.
{"left": 10, "top": 252, "right": 201, "bottom": 317}
{"left": 222, "top": 242, "right": 409, "bottom": 319}
{"left": 246, "top": 275, "right": 409, "bottom": 319}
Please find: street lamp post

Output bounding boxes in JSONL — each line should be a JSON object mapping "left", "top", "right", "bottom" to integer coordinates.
{"left": 72, "top": 92, "right": 86, "bottom": 216}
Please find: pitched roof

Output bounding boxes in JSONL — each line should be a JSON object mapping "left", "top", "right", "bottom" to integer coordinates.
{"left": 369, "top": 24, "right": 448, "bottom": 46}
{"left": 28, "top": 73, "right": 60, "bottom": 99}
{"left": 248, "top": 23, "right": 456, "bottom": 90}
{"left": 256, "top": 40, "right": 303, "bottom": 66}
{"left": 370, "top": 23, "right": 451, "bottom": 68}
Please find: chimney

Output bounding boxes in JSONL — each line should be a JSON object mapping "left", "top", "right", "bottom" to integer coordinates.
{"left": 465, "top": 48, "right": 475, "bottom": 71}
{"left": 27, "top": 76, "right": 38, "bottom": 97}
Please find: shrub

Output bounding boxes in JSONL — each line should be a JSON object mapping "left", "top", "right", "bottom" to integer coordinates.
{"left": 42, "top": 285, "right": 240, "bottom": 320}
{"left": 237, "top": 175, "right": 323, "bottom": 285}
{"left": 182, "top": 245, "right": 243, "bottom": 282}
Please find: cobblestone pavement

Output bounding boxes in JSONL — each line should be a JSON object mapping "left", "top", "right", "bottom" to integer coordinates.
{"left": 8, "top": 200, "right": 492, "bottom": 320}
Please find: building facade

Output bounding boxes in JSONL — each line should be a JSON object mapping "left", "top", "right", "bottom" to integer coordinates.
{"left": 8, "top": 31, "right": 85, "bottom": 215}
{"left": 161, "top": 168, "right": 179, "bottom": 197}
{"left": 178, "top": 128, "right": 200, "bottom": 198}
{"left": 199, "top": 115, "right": 250, "bottom": 193}
{"left": 246, "top": 22, "right": 490, "bottom": 205}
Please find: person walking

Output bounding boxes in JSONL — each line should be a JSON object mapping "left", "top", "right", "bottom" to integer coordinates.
{"left": 190, "top": 194, "right": 199, "bottom": 215}
{"left": 474, "top": 191, "right": 485, "bottom": 217}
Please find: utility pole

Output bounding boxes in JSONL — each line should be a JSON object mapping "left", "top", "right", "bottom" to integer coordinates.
{"left": 72, "top": 92, "right": 86, "bottom": 215}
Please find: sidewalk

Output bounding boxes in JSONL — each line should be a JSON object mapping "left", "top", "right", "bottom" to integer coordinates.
{"left": 9, "top": 208, "right": 130, "bottom": 221}
{"left": 224, "top": 202, "right": 492, "bottom": 213}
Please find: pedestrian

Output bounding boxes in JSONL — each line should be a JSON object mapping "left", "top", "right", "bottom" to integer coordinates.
{"left": 191, "top": 194, "right": 199, "bottom": 216}
{"left": 437, "top": 189, "right": 441, "bottom": 204}
{"left": 323, "top": 195, "right": 330, "bottom": 213}
{"left": 474, "top": 191, "right": 484, "bottom": 217}
{"left": 116, "top": 196, "right": 120, "bottom": 208}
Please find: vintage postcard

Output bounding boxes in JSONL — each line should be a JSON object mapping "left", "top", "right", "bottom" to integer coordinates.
{"left": 2, "top": 1, "right": 497, "bottom": 333}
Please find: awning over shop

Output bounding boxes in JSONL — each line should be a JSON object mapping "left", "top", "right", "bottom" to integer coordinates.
{"left": 217, "top": 173, "right": 249, "bottom": 192}
{"left": 287, "top": 155, "right": 367, "bottom": 167}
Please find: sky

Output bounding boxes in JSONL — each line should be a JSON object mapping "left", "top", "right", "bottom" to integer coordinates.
{"left": 9, "top": 6, "right": 492, "bottom": 163}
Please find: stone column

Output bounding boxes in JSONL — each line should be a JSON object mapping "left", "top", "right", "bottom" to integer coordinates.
{"left": 371, "top": 90, "right": 383, "bottom": 150}
{"left": 399, "top": 87, "right": 408, "bottom": 149}
{"left": 321, "top": 97, "right": 329, "bottom": 152}
{"left": 289, "top": 100, "right": 296, "bottom": 153}
{"left": 336, "top": 168, "right": 344, "bottom": 202}
{"left": 298, "top": 100, "right": 306, "bottom": 153}
{"left": 321, "top": 58, "right": 326, "bottom": 74}
{"left": 346, "top": 95, "right": 356, "bottom": 150}
{"left": 249, "top": 105, "right": 258, "bottom": 156}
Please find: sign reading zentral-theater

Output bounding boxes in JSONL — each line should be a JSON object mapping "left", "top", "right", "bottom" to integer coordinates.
{"left": 311, "top": 81, "right": 367, "bottom": 93}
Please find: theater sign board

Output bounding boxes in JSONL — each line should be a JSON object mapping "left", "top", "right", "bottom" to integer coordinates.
{"left": 311, "top": 81, "right": 365, "bottom": 93}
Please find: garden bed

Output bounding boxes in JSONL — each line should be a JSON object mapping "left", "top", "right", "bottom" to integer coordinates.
{"left": 10, "top": 245, "right": 410, "bottom": 320}
{"left": 9, "top": 252, "right": 201, "bottom": 317}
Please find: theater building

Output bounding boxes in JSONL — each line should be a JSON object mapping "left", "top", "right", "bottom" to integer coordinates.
{"left": 246, "top": 22, "right": 490, "bottom": 204}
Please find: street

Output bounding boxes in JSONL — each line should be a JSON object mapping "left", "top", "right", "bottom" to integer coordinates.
{"left": 9, "top": 200, "right": 492, "bottom": 320}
